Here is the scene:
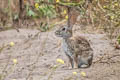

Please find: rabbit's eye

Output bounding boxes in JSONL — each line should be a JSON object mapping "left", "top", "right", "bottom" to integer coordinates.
{"left": 62, "top": 28, "right": 65, "bottom": 31}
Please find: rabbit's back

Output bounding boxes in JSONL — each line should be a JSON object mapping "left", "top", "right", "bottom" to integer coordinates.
{"left": 72, "top": 36, "right": 92, "bottom": 51}
{"left": 62, "top": 36, "right": 93, "bottom": 57}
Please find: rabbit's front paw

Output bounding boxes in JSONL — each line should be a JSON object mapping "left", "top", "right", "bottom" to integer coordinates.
{"left": 73, "top": 62, "right": 78, "bottom": 69}
{"left": 66, "top": 62, "right": 73, "bottom": 69}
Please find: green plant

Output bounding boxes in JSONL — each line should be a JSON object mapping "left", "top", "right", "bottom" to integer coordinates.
{"left": 26, "top": 3, "right": 37, "bottom": 18}
{"left": 35, "top": 4, "right": 56, "bottom": 18}
{"left": 39, "top": 22, "right": 49, "bottom": 32}
{"left": 117, "top": 36, "right": 120, "bottom": 44}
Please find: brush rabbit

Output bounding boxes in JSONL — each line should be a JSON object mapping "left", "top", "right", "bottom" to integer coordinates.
{"left": 55, "top": 25, "right": 93, "bottom": 68}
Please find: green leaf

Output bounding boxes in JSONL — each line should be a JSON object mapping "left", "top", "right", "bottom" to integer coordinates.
{"left": 28, "top": 10, "right": 36, "bottom": 17}
{"left": 14, "top": 14, "right": 19, "bottom": 20}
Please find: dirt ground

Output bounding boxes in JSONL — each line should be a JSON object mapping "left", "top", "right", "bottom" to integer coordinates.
{"left": 0, "top": 25, "right": 120, "bottom": 80}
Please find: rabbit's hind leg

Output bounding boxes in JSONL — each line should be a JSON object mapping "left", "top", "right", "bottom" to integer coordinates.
{"left": 78, "top": 56, "right": 93, "bottom": 68}
{"left": 78, "top": 58, "right": 88, "bottom": 68}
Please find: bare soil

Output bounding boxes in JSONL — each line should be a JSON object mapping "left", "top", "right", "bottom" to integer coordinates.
{"left": 0, "top": 26, "right": 120, "bottom": 80}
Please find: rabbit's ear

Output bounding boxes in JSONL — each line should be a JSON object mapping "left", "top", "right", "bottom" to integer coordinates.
{"left": 67, "top": 7, "right": 72, "bottom": 28}
{"left": 67, "top": 7, "right": 79, "bottom": 29}
{"left": 66, "top": 7, "right": 72, "bottom": 30}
